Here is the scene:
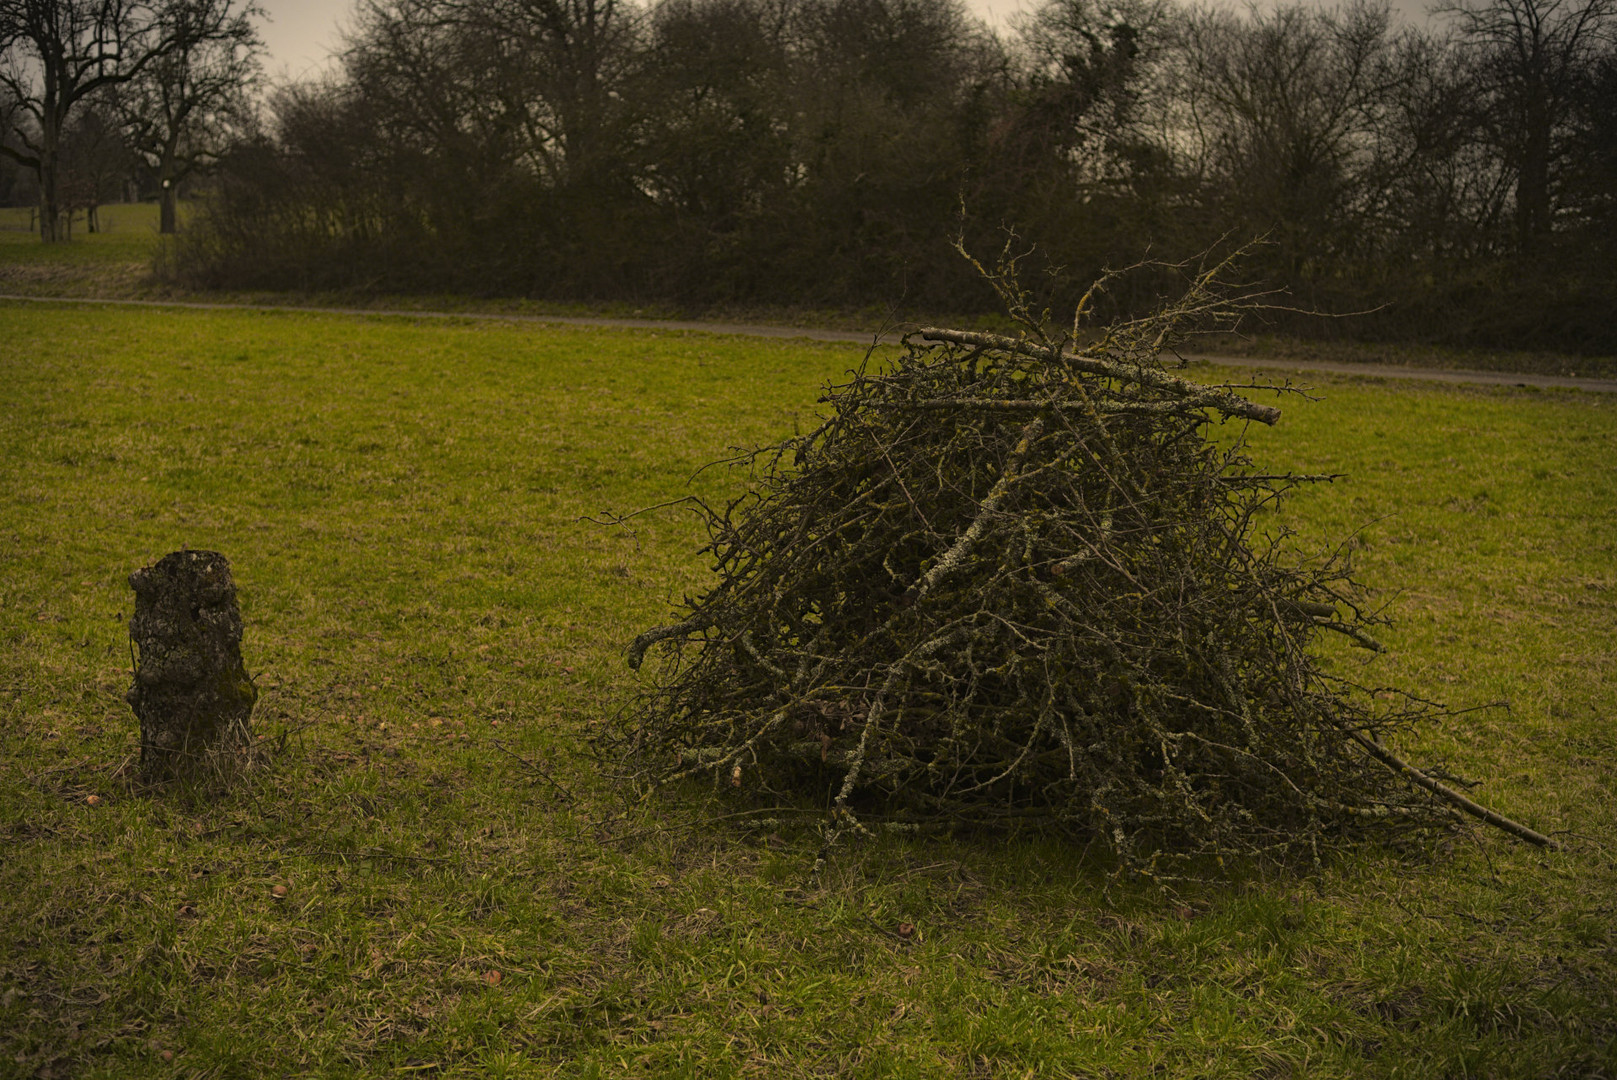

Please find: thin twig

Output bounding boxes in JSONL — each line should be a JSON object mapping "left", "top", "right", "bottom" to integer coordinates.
{"left": 492, "top": 740, "right": 576, "bottom": 803}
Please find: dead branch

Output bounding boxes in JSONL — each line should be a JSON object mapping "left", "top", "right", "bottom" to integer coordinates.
{"left": 914, "top": 327, "right": 1283, "bottom": 425}
{"left": 1348, "top": 732, "right": 1557, "bottom": 848}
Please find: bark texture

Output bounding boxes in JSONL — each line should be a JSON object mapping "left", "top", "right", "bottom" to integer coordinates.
{"left": 127, "top": 550, "right": 257, "bottom": 781}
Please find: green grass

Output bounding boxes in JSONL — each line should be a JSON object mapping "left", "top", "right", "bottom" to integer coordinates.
{"left": 0, "top": 204, "right": 177, "bottom": 301}
{"left": 1, "top": 301, "right": 1614, "bottom": 1078}
{"left": 0, "top": 203, "right": 172, "bottom": 262}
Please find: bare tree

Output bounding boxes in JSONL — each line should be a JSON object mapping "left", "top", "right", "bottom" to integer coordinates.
{"left": 0, "top": 80, "right": 29, "bottom": 203}
{"left": 634, "top": 0, "right": 792, "bottom": 230}
{"left": 342, "top": 0, "right": 642, "bottom": 224}
{"left": 1440, "top": 0, "right": 1616, "bottom": 252}
{"left": 0, "top": 0, "right": 176, "bottom": 239}
{"left": 60, "top": 95, "right": 131, "bottom": 230}
{"left": 487, "top": 0, "right": 641, "bottom": 187}
{"left": 1167, "top": 1, "right": 1407, "bottom": 287}
{"left": 1013, "top": 0, "right": 1174, "bottom": 168}
{"left": 117, "top": 0, "right": 262, "bottom": 233}
{"left": 1369, "top": 26, "right": 1513, "bottom": 263}
{"left": 1562, "top": 36, "right": 1617, "bottom": 248}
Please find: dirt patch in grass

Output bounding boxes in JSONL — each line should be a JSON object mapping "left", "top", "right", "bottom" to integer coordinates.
{"left": 0, "top": 260, "right": 162, "bottom": 297}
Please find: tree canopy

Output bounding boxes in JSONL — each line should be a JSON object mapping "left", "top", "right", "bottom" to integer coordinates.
{"left": 21, "top": 0, "right": 1607, "bottom": 350}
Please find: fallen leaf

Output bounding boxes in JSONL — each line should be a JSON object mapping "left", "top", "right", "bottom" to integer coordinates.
{"left": 85, "top": 795, "right": 101, "bottom": 807}
{"left": 271, "top": 884, "right": 288, "bottom": 898}
{"left": 896, "top": 922, "right": 915, "bottom": 939}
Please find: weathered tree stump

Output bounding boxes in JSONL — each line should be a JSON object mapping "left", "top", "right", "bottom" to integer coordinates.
{"left": 127, "top": 550, "right": 257, "bottom": 782}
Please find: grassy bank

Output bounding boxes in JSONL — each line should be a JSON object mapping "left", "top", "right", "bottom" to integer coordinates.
{"left": 0, "top": 205, "right": 176, "bottom": 299}
{"left": 1, "top": 301, "right": 1614, "bottom": 1078}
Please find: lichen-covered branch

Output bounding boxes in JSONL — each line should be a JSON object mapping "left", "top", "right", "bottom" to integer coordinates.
{"left": 914, "top": 327, "right": 1283, "bottom": 425}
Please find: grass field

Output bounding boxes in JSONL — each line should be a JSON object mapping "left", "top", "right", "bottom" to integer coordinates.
{"left": 0, "top": 204, "right": 173, "bottom": 261}
{"left": 1, "top": 300, "right": 1615, "bottom": 1078}
{"left": 0, "top": 204, "right": 177, "bottom": 301}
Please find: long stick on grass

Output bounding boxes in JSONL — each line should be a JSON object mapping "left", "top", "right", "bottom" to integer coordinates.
{"left": 1348, "top": 731, "right": 1558, "bottom": 849}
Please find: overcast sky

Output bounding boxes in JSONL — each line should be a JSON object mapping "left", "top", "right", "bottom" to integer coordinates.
{"left": 252, "top": 0, "right": 1438, "bottom": 82}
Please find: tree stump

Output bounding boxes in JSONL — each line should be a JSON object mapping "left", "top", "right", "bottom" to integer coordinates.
{"left": 127, "top": 550, "right": 257, "bottom": 782}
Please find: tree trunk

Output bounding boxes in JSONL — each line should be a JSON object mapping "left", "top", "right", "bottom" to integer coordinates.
{"left": 1515, "top": 114, "right": 1553, "bottom": 254}
{"left": 127, "top": 550, "right": 258, "bottom": 782}
{"left": 160, "top": 185, "right": 178, "bottom": 234}
{"left": 38, "top": 97, "right": 62, "bottom": 242}
{"left": 160, "top": 147, "right": 179, "bottom": 234}
{"left": 39, "top": 157, "right": 61, "bottom": 242}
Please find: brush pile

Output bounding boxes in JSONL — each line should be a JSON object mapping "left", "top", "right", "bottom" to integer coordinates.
{"left": 616, "top": 256, "right": 1538, "bottom": 872}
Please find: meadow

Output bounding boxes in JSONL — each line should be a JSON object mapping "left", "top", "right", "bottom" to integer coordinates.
{"left": 1, "top": 299, "right": 1614, "bottom": 1078}
{"left": 0, "top": 205, "right": 172, "bottom": 262}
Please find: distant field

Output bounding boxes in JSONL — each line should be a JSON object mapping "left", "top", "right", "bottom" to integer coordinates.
{"left": 0, "top": 203, "right": 176, "bottom": 301}
{"left": 0, "top": 203, "right": 174, "bottom": 263}
{"left": 1, "top": 301, "right": 1614, "bottom": 1078}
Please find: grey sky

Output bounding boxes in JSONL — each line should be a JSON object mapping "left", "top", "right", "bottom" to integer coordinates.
{"left": 256, "top": 0, "right": 351, "bottom": 80}
{"left": 252, "top": 0, "right": 1439, "bottom": 83}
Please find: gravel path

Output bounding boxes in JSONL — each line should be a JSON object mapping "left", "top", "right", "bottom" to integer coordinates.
{"left": 6, "top": 292, "right": 1613, "bottom": 394}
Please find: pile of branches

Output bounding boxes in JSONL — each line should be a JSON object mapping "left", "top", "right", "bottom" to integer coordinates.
{"left": 614, "top": 252, "right": 1550, "bottom": 873}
